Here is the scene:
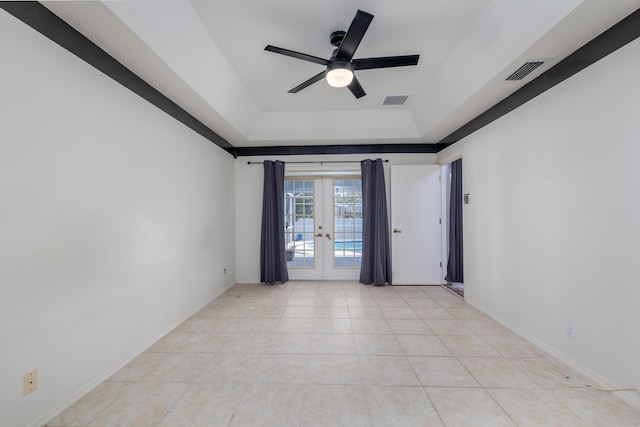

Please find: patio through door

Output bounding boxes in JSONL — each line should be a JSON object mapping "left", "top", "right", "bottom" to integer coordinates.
{"left": 284, "top": 176, "right": 362, "bottom": 280}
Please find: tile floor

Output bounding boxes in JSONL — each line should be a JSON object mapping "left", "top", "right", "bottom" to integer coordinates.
{"left": 47, "top": 282, "right": 640, "bottom": 427}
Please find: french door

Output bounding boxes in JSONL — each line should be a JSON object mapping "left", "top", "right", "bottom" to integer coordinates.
{"left": 284, "top": 176, "right": 362, "bottom": 280}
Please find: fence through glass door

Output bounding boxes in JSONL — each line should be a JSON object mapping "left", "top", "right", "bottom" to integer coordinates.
{"left": 284, "top": 179, "right": 315, "bottom": 268}
{"left": 284, "top": 176, "right": 362, "bottom": 279}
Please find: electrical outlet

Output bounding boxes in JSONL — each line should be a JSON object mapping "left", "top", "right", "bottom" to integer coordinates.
{"left": 567, "top": 322, "right": 576, "bottom": 339}
{"left": 23, "top": 369, "right": 38, "bottom": 396}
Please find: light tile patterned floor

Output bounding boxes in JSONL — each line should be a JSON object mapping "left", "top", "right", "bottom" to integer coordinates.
{"left": 47, "top": 282, "right": 640, "bottom": 427}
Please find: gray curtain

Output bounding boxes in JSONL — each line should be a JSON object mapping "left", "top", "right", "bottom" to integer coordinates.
{"left": 359, "top": 159, "right": 392, "bottom": 285}
{"left": 260, "top": 160, "right": 289, "bottom": 284}
{"left": 445, "top": 158, "right": 464, "bottom": 283}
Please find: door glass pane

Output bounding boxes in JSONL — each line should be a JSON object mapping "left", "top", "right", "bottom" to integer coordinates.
{"left": 284, "top": 179, "right": 315, "bottom": 268}
{"left": 333, "top": 178, "right": 362, "bottom": 268}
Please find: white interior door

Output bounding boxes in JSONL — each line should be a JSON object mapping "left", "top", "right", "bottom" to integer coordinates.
{"left": 391, "top": 165, "right": 443, "bottom": 285}
{"left": 285, "top": 176, "right": 362, "bottom": 281}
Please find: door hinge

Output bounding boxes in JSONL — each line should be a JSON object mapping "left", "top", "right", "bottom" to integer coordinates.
{"left": 440, "top": 262, "right": 442, "bottom": 268}
{"left": 439, "top": 218, "right": 442, "bottom": 224}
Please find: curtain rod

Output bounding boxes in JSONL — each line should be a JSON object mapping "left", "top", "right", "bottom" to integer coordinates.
{"left": 247, "top": 160, "right": 388, "bottom": 165}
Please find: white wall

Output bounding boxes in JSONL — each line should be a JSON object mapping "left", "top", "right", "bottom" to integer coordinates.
{"left": 0, "top": 11, "right": 235, "bottom": 427}
{"left": 234, "top": 153, "right": 437, "bottom": 283}
{"left": 438, "top": 37, "right": 640, "bottom": 400}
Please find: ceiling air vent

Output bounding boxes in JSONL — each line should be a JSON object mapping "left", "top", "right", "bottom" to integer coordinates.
{"left": 506, "top": 61, "right": 544, "bottom": 81}
{"left": 382, "top": 95, "right": 409, "bottom": 106}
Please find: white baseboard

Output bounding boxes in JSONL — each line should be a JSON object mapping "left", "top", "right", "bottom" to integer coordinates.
{"left": 467, "top": 299, "right": 640, "bottom": 411}
{"left": 31, "top": 283, "right": 234, "bottom": 427}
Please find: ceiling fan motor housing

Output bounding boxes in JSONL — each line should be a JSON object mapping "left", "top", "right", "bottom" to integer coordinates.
{"left": 330, "top": 30, "right": 346, "bottom": 47}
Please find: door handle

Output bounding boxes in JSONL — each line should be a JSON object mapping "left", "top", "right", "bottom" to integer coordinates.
{"left": 315, "top": 233, "right": 323, "bottom": 237}
{"left": 393, "top": 229, "right": 402, "bottom": 233}
{"left": 325, "top": 233, "right": 332, "bottom": 240}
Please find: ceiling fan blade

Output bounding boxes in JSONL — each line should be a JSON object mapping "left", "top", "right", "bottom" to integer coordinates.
{"left": 265, "top": 45, "right": 330, "bottom": 66}
{"left": 352, "top": 55, "right": 420, "bottom": 70}
{"left": 336, "top": 10, "right": 374, "bottom": 61}
{"left": 288, "top": 71, "right": 326, "bottom": 93}
{"left": 347, "top": 76, "right": 366, "bottom": 99}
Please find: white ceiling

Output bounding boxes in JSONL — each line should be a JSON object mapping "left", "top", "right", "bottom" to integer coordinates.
{"left": 43, "top": 0, "right": 640, "bottom": 149}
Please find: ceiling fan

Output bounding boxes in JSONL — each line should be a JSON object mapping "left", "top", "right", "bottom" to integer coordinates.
{"left": 265, "top": 10, "right": 420, "bottom": 99}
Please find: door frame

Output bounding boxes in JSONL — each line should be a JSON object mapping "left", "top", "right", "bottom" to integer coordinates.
{"left": 285, "top": 172, "right": 362, "bottom": 281}
{"left": 441, "top": 162, "right": 450, "bottom": 284}
{"left": 437, "top": 152, "right": 465, "bottom": 288}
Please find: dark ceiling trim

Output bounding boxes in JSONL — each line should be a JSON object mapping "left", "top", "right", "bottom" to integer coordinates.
{"left": 436, "top": 7, "right": 640, "bottom": 149}
{"left": 0, "top": 1, "right": 235, "bottom": 154}
{"left": 233, "top": 143, "right": 439, "bottom": 157}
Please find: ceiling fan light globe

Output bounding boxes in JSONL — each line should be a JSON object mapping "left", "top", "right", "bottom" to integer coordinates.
{"left": 326, "top": 68, "right": 354, "bottom": 88}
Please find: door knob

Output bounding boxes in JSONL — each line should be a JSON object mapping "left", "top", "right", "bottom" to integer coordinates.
{"left": 393, "top": 229, "right": 402, "bottom": 233}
